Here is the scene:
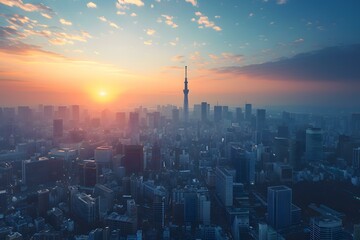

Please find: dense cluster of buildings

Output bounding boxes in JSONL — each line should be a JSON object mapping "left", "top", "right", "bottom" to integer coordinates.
{"left": 0, "top": 68, "right": 360, "bottom": 239}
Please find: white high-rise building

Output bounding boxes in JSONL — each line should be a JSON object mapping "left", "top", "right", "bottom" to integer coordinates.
{"left": 215, "top": 167, "right": 233, "bottom": 207}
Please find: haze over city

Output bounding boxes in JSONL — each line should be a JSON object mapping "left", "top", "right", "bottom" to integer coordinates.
{"left": 1, "top": 1, "right": 360, "bottom": 240}
{"left": 1, "top": 0, "right": 360, "bottom": 109}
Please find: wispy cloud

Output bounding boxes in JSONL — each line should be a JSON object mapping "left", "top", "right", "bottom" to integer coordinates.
{"left": 60, "top": 18, "right": 72, "bottom": 26}
{"left": 86, "top": 2, "right": 97, "bottom": 8}
{"left": 109, "top": 22, "right": 119, "bottom": 29}
{"left": 293, "top": 38, "right": 304, "bottom": 44}
{"left": 185, "top": 0, "right": 197, "bottom": 7}
{"left": 130, "top": 12, "right": 137, "bottom": 17}
{"left": 276, "top": 0, "right": 287, "bottom": 5}
{"left": 0, "top": 0, "right": 53, "bottom": 15}
{"left": 98, "top": 16, "right": 107, "bottom": 22}
{"left": 40, "top": 13, "right": 52, "bottom": 19}
{"left": 116, "top": 0, "right": 144, "bottom": 8}
{"left": 146, "top": 28, "right": 155, "bottom": 36}
{"left": 171, "top": 55, "right": 184, "bottom": 62}
{"left": 98, "top": 16, "right": 120, "bottom": 29}
{"left": 169, "top": 37, "right": 179, "bottom": 46}
{"left": 194, "top": 12, "right": 222, "bottom": 31}
{"left": 143, "top": 40, "right": 152, "bottom": 45}
{"left": 159, "top": 15, "right": 178, "bottom": 28}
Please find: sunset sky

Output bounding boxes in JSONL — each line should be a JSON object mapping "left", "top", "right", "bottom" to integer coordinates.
{"left": 0, "top": 0, "right": 359, "bottom": 109}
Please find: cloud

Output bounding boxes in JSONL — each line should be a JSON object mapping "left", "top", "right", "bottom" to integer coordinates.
{"left": 171, "top": 55, "right": 184, "bottom": 62}
{"left": 185, "top": 0, "right": 197, "bottom": 7}
{"left": 41, "top": 13, "right": 52, "bottom": 19}
{"left": 160, "top": 15, "right": 178, "bottom": 28}
{"left": 194, "top": 12, "right": 222, "bottom": 31}
{"left": 276, "top": 0, "right": 287, "bottom": 4}
{"left": 208, "top": 52, "right": 243, "bottom": 63}
{"left": 212, "top": 44, "right": 360, "bottom": 83}
{"left": 0, "top": 0, "right": 53, "bottom": 15}
{"left": 143, "top": 40, "right": 152, "bottom": 45}
{"left": 98, "top": 16, "right": 107, "bottom": 22}
{"left": 293, "top": 38, "right": 304, "bottom": 44}
{"left": 130, "top": 12, "right": 137, "bottom": 17}
{"left": 169, "top": 37, "right": 179, "bottom": 46}
{"left": 109, "top": 21, "right": 119, "bottom": 29}
{"left": 87, "top": 2, "right": 97, "bottom": 8}
{"left": 60, "top": 18, "right": 72, "bottom": 26}
{"left": 116, "top": 11, "right": 126, "bottom": 15}
{"left": 98, "top": 16, "right": 120, "bottom": 29}
{"left": 0, "top": 37, "right": 64, "bottom": 57}
{"left": 146, "top": 28, "right": 155, "bottom": 36}
{"left": 5, "top": 14, "right": 35, "bottom": 26}
{"left": 116, "top": 0, "right": 144, "bottom": 8}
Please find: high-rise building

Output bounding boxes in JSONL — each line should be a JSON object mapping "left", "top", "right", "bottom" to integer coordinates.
{"left": 17, "top": 106, "right": 32, "bottom": 123}
{"left": 256, "top": 109, "right": 266, "bottom": 131}
{"left": 267, "top": 185, "right": 292, "bottom": 230}
{"left": 37, "top": 189, "right": 49, "bottom": 216}
{"left": 123, "top": 145, "right": 144, "bottom": 174}
{"left": 214, "top": 106, "right": 223, "bottom": 123}
{"left": 306, "top": 128, "right": 323, "bottom": 161}
{"left": 245, "top": 104, "right": 252, "bottom": 121}
{"left": 71, "top": 105, "right": 79, "bottom": 123}
{"left": 198, "top": 194, "right": 211, "bottom": 225}
{"left": 184, "top": 191, "right": 198, "bottom": 225}
{"left": 151, "top": 143, "right": 161, "bottom": 171}
{"left": 129, "top": 112, "right": 139, "bottom": 132}
{"left": 353, "top": 147, "right": 360, "bottom": 170}
{"left": 22, "top": 157, "right": 64, "bottom": 186}
{"left": 310, "top": 215, "right": 342, "bottom": 240}
{"left": 235, "top": 107, "right": 243, "bottom": 122}
{"left": 215, "top": 167, "right": 233, "bottom": 207}
{"left": 0, "top": 190, "right": 7, "bottom": 214}
{"left": 115, "top": 112, "right": 126, "bottom": 128}
{"left": 53, "top": 119, "right": 63, "bottom": 138}
{"left": 43, "top": 105, "right": 54, "bottom": 121}
{"left": 0, "top": 162, "right": 12, "bottom": 189}
{"left": 95, "top": 146, "right": 113, "bottom": 165}
{"left": 183, "top": 66, "right": 189, "bottom": 122}
{"left": 71, "top": 191, "right": 99, "bottom": 224}
{"left": 153, "top": 196, "right": 165, "bottom": 228}
{"left": 274, "top": 137, "right": 289, "bottom": 163}
{"left": 83, "top": 160, "right": 99, "bottom": 187}
{"left": 351, "top": 113, "right": 360, "bottom": 138}
{"left": 172, "top": 108, "right": 180, "bottom": 124}
{"left": 201, "top": 102, "right": 208, "bottom": 122}
{"left": 57, "top": 106, "right": 68, "bottom": 121}
{"left": 354, "top": 224, "right": 360, "bottom": 240}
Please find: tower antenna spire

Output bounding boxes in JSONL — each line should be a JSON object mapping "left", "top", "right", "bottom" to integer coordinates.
{"left": 183, "top": 66, "right": 189, "bottom": 123}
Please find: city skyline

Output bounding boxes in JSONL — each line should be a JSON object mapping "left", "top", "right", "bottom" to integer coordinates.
{"left": 0, "top": 0, "right": 360, "bottom": 109}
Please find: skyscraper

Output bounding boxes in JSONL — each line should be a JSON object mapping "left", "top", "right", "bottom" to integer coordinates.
{"left": 71, "top": 105, "right": 80, "bottom": 124}
{"left": 351, "top": 113, "right": 360, "bottom": 138}
{"left": 183, "top": 66, "right": 189, "bottom": 122}
{"left": 215, "top": 167, "right": 233, "bottom": 207}
{"left": 245, "top": 103, "right": 252, "bottom": 121}
{"left": 53, "top": 119, "right": 63, "bottom": 138}
{"left": 306, "top": 128, "right": 323, "bottom": 161}
{"left": 201, "top": 102, "right": 208, "bottom": 122}
{"left": 310, "top": 215, "right": 342, "bottom": 240}
{"left": 267, "top": 185, "right": 292, "bottom": 230}
{"left": 124, "top": 145, "right": 144, "bottom": 174}
{"left": 214, "top": 105, "right": 223, "bottom": 123}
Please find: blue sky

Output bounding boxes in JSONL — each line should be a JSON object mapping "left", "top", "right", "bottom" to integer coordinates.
{"left": 0, "top": 0, "right": 360, "bottom": 108}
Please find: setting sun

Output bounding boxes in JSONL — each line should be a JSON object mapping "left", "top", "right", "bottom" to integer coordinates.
{"left": 99, "top": 90, "right": 107, "bottom": 97}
